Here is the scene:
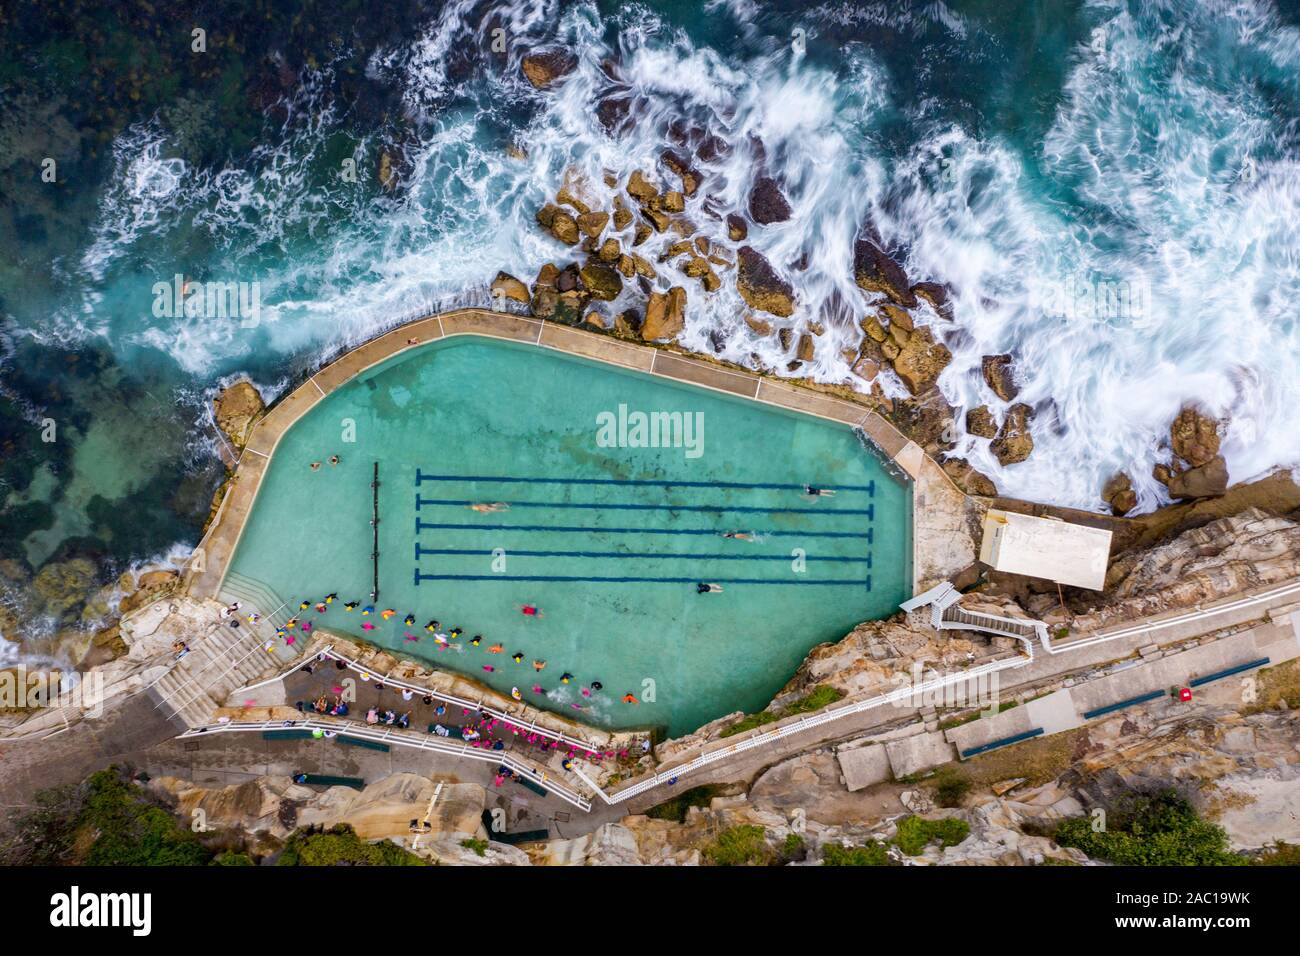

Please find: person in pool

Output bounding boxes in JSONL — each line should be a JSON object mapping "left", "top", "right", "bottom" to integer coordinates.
{"left": 299, "top": 600, "right": 311, "bottom": 610}
{"left": 696, "top": 582, "right": 724, "bottom": 594}
{"left": 804, "top": 484, "right": 836, "bottom": 498}
{"left": 381, "top": 608, "right": 396, "bottom": 620}
{"left": 344, "top": 601, "right": 358, "bottom": 611}
{"left": 560, "top": 672, "right": 573, "bottom": 684}
{"left": 512, "top": 652, "right": 524, "bottom": 663}
{"left": 470, "top": 634, "right": 482, "bottom": 646}
{"left": 591, "top": 681, "right": 602, "bottom": 691}
{"left": 469, "top": 502, "right": 509, "bottom": 513}
{"left": 722, "top": 531, "right": 754, "bottom": 541}
{"left": 532, "top": 660, "right": 546, "bottom": 672}
{"left": 403, "top": 614, "right": 415, "bottom": 627}
{"left": 424, "top": 619, "right": 439, "bottom": 632}
{"left": 362, "top": 605, "right": 374, "bottom": 616}
{"left": 324, "top": 593, "right": 337, "bottom": 604}
{"left": 521, "top": 604, "right": 541, "bottom": 617}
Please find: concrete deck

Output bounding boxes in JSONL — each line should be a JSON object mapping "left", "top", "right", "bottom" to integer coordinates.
{"left": 186, "top": 308, "right": 976, "bottom": 605}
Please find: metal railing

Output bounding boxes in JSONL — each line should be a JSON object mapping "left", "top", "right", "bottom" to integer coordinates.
{"left": 180, "top": 716, "right": 591, "bottom": 812}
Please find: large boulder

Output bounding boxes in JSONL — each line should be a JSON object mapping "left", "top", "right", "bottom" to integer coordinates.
{"left": 911, "top": 281, "right": 954, "bottom": 320}
{"left": 1170, "top": 405, "right": 1221, "bottom": 467}
{"left": 990, "top": 403, "right": 1034, "bottom": 465}
{"left": 660, "top": 150, "right": 700, "bottom": 197}
{"left": 981, "top": 354, "right": 1020, "bottom": 402}
{"left": 747, "top": 176, "right": 792, "bottom": 225}
{"left": 1167, "top": 456, "right": 1229, "bottom": 499}
{"left": 966, "top": 405, "right": 998, "bottom": 439}
{"left": 579, "top": 263, "right": 623, "bottom": 301}
{"left": 853, "top": 232, "right": 916, "bottom": 307}
{"left": 490, "top": 271, "right": 530, "bottom": 304}
{"left": 521, "top": 50, "right": 577, "bottom": 90}
{"left": 942, "top": 458, "right": 998, "bottom": 497}
{"left": 213, "top": 380, "right": 265, "bottom": 449}
{"left": 1102, "top": 472, "right": 1138, "bottom": 515}
{"left": 641, "top": 286, "right": 687, "bottom": 341}
{"left": 736, "top": 246, "right": 794, "bottom": 317}
{"left": 891, "top": 326, "right": 952, "bottom": 394}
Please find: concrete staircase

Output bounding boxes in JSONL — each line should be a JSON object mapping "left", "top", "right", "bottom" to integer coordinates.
{"left": 147, "top": 621, "right": 280, "bottom": 729}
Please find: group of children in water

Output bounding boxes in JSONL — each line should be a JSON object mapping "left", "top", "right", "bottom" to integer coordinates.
{"left": 277, "top": 592, "right": 638, "bottom": 711}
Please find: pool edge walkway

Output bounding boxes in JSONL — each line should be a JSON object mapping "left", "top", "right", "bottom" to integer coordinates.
{"left": 184, "top": 308, "right": 978, "bottom": 606}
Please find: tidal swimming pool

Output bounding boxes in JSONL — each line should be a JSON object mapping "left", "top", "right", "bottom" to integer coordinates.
{"left": 223, "top": 336, "right": 912, "bottom": 736}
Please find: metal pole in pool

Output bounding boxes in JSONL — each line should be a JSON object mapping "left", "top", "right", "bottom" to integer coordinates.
{"left": 371, "top": 461, "right": 380, "bottom": 602}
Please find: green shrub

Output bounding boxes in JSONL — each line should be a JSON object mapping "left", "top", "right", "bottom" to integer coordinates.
{"left": 1253, "top": 842, "right": 1300, "bottom": 866}
{"left": 644, "top": 785, "right": 722, "bottom": 823}
{"left": 933, "top": 769, "right": 971, "bottom": 808}
{"left": 720, "top": 685, "right": 845, "bottom": 738}
{"left": 277, "top": 824, "right": 426, "bottom": 866}
{"left": 780, "top": 833, "right": 806, "bottom": 862}
{"left": 823, "top": 841, "right": 892, "bottom": 866}
{"left": 212, "top": 852, "right": 255, "bottom": 866}
{"left": 460, "top": 838, "right": 488, "bottom": 857}
{"left": 76, "top": 770, "right": 212, "bottom": 866}
{"left": 1053, "top": 790, "right": 1239, "bottom": 866}
{"left": 702, "top": 825, "right": 772, "bottom": 866}
{"left": 894, "top": 815, "right": 970, "bottom": 856}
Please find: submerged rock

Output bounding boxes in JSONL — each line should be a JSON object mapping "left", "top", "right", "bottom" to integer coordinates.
{"left": 736, "top": 246, "right": 794, "bottom": 317}
{"left": 990, "top": 403, "right": 1035, "bottom": 465}
{"left": 911, "top": 281, "right": 954, "bottom": 320}
{"left": 660, "top": 150, "right": 700, "bottom": 197}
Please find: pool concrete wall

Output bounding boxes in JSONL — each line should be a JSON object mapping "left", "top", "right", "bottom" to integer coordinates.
{"left": 186, "top": 308, "right": 978, "bottom": 605}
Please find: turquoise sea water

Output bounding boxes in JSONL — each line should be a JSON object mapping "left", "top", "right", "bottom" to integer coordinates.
{"left": 5, "top": 0, "right": 1300, "bottom": 657}
{"left": 225, "top": 337, "right": 911, "bottom": 734}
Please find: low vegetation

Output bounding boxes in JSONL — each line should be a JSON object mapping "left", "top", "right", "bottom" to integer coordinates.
{"left": 720, "top": 685, "right": 845, "bottom": 738}
{"left": 1053, "top": 790, "right": 1239, "bottom": 866}
{"left": 277, "top": 824, "right": 426, "bottom": 866}
{"left": 894, "top": 815, "right": 971, "bottom": 856}
{"left": 460, "top": 837, "right": 489, "bottom": 857}
{"left": 702, "top": 825, "right": 773, "bottom": 866}
{"left": 644, "top": 784, "right": 724, "bottom": 823}
{"left": 822, "top": 841, "right": 893, "bottom": 866}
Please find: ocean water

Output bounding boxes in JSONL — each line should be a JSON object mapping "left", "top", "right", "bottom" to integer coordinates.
{"left": 3, "top": 0, "right": 1300, "bottom": 650}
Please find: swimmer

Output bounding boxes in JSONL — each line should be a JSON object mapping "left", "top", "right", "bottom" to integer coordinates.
{"left": 361, "top": 621, "right": 375, "bottom": 631}
{"left": 622, "top": 693, "right": 639, "bottom": 704}
{"left": 511, "top": 687, "right": 522, "bottom": 701}
{"left": 403, "top": 614, "right": 415, "bottom": 627}
{"left": 488, "top": 644, "right": 504, "bottom": 654}
{"left": 324, "top": 593, "right": 337, "bottom": 604}
{"left": 804, "top": 484, "right": 836, "bottom": 498}
{"left": 424, "top": 619, "right": 439, "bottom": 632}
{"left": 512, "top": 652, "right": 524, "bottom": 663}
{"left": 314, "top": 602, "right": 327, "bottom": 613}
{"left": 328, "top": 455, "right": 339, "bottom": 466}
{"left": 696, "top": 582, "right": 724, "bottom": 594}
{"left": 483, "top": 664, "right": 495, "bottom": 673}
{"left": 722, "top": 531, "right": 754, "bottom": 541}
{"left": 361, "top": 605, "right": 374, "bottom": 615}
{"left": 560, "top": 672, "right": 573, "bottom": 684}
{"left": 449, "top": 627, "right": 462, "bottom": 640}
{"left": 532, "top": 660, "right": 546, "bottom": 672}
{"left": 591, "top": 681, "right": 603, "bottom": 691}
{"left": 285, "top": 617, "right": 298, "bottom": 629}
{"left": 299, "top": 600, "right": 311, "bottom": 610}
{"left": 310, "top": 461, "right": 322, "bottom": 471}
{"left": 344, "top": 601, "right": 359, "bottom": 611}
{"left": 521, "top": 604, "right": 541, "bottom": 617}
{"left": 532, "top": 685, "right": 544, "bottom": 695}
{"left": 470, "top": 634, "right": 483, "bottom": 646}
{"left": 469, "top": 502, "right": 509, "bottom": 513}
{"left": 433, "top": 634, "right": 448, "bottom": 646}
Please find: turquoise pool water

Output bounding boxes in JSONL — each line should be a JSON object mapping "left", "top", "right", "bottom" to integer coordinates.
{"left": 224, "top": 336, "right": 912, "bottom": 735}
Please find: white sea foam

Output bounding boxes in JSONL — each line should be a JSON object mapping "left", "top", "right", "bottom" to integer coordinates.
{"left": 71, "top": 0, "right": 1300, "bottom": 514}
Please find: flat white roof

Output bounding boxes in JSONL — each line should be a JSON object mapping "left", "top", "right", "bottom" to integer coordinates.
{"left": 979, "top": 509, "right": 1112, "bottom": 591}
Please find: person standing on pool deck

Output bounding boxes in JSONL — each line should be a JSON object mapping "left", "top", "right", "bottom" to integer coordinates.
{"left": 696, "top": 583, "right": 724, "bottom": 594}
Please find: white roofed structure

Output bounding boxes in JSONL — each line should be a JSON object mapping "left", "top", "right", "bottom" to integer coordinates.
{"left": 979, "top": 509, "right": 1112, "bottom": 591}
